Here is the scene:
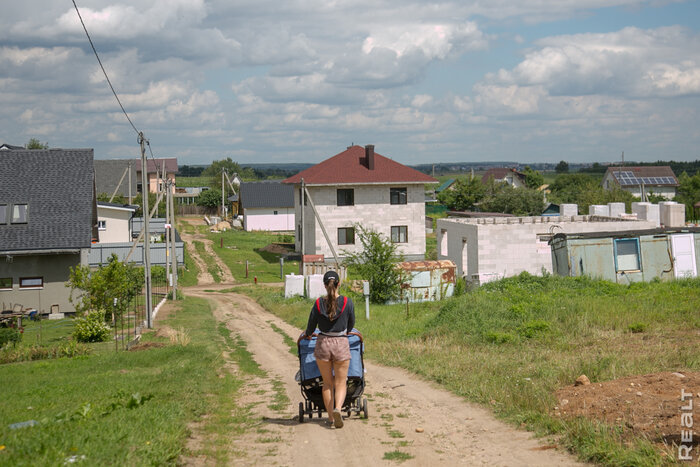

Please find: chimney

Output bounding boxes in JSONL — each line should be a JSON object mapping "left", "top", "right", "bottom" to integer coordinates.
{"left": 365, "top": 144, "right": 375, "bottom": 170}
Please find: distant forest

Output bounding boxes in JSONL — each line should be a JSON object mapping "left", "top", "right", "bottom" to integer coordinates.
{"left": 579, "top": 160, "right": 700, "bottom": 176}
{"left": 178, "top": 163, "right": 312, "bottom": 180}
{"left": 180, "top": 159, "right": 700, "bottom": 179}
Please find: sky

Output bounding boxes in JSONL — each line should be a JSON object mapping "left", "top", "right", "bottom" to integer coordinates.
{"left": 1, "top": 1, "right": 699, "bottom": 166}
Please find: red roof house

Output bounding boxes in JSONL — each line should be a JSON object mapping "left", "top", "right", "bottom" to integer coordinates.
{"left": 283, "top": 145, "right": 438, "bottom": 262}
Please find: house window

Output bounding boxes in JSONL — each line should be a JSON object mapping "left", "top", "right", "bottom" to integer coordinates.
{"left": 97, "top": 220, "right": 107, "bottom": 230}
{"left": 0, "top": 277, "right": 11, "bottom": 290}
{"left": 0, "top": 204, "right": 6, "bottom": 224}
{"left": 390, "top": 187, "right": 407, "bottom": 205}
{"left": 273, "top": 210, "right": 278, "bottom": 215}
{"left": 19, "top": 277, "right": 43, "bottom": 289}
{"left": 11, "top": 204, "right": 28, "bottom": 223}
{"left": 391, "top": 226, "right": 408, "bottom": 243}
{"left": 338, "top": 227, "right": 355, "bottom": 245}
{"left": 337, "top": 189, "right": 354, "bottom": 206}
{"left": 614, "top": 238, "right": 641, "bottom": 271}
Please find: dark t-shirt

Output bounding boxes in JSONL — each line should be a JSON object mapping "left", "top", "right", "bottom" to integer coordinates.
{"left": 304, "top": 295, "right": 355, "bottom": 337}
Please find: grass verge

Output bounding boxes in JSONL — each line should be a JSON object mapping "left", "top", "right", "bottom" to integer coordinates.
{"left": 0, "top": 296, "right": 247, "bottom": 465}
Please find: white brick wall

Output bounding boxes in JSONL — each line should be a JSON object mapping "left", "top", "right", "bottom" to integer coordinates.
{"left": 437, "top": 216, "right": 659, "bottom": 280}
{"left": 293, "top": 183, "right": 427, "bottom": 260}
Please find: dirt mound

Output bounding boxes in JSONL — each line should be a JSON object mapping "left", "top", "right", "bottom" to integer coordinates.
{"left": 258, "top": 243, "right": 294, "bottom": 255}
{"left": 556, "top": 371, "right": 700, "bottom": 455}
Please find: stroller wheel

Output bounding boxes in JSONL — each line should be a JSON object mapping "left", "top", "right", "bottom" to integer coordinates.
{"left": 298, "top": 402, "right": 304, "bottom": 423}
{"left": 362, "top": 398, "right": 369, "bottom": 419}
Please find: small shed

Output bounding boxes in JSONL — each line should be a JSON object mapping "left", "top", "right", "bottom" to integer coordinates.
{"left": 549, "top": 228, "right": 700, "bottom": 283}
{"left": 395, "top": 260, "right": 456, "bottom": 302}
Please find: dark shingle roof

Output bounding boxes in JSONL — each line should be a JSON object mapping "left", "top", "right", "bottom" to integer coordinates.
{"left": 239, "top": 182, "right": 294, "bottom": 209}
{"left": 0, "top": 149, "right": 96, "bottom": 252}
{"left": 481, "top": 168, "right": 526, "bottom": 184}
{"left": 94, "top": 159, "right": 139, "bottom": 198}
{"left": 135, "top": 158, "right": 178, "bottom": 174}
{"left": 604, "top": 166, "right": 678, "bottom": 187}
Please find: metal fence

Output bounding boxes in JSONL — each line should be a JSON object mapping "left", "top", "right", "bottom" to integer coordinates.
{"left": 88, "top": 241, "right": 184, "bottom": 267}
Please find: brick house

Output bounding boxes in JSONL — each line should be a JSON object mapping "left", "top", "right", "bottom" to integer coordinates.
{"left": 283, "top": 145, "right": 438, "bottom": 261}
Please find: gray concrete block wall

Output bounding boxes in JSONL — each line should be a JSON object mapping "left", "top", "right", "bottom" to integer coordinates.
{"left": 560, "top": 204, "right": 578, "bottom": 216}
{"left": 608, "top": 202, "right": 626, "bottom": 217}
{"left": 589, "top": 205, "right": 610, "bottom": 216}
{"left": 660, "top": 202, "right": 685, "bottom": 227}
{"left": 438, "top": 216, "right": 659, "bottom": 282}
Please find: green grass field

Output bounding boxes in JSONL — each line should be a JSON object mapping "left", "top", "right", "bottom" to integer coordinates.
{"left": 175, "top": 176, "right": 213, "bottom": 188}
{"left": 238, "top": 274, "right": 700, "bottom": 466}
{"left": 205, "top": 229, "right": 299, "bottom": 283}
{"left": 0, "top": 296, "right": 251, "bottom": 465}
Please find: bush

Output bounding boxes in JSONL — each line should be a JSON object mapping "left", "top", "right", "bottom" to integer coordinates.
{"left": 73, "top": 310, "right": 111, "bottom": 343}
{"left": 0, "top": 327, "right": 22, "bottom": 347}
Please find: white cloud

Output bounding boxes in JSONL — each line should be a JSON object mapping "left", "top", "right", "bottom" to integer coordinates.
{"left": 495, "top": 26, "right": 700, "bottom": 98}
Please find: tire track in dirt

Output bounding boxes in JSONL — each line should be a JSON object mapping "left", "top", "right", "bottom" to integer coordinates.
{"left": 185, "top": 286, "right": 587, "bottom": 466}
{"left": 178, "top": 217, "right": 235, "bottom": 284}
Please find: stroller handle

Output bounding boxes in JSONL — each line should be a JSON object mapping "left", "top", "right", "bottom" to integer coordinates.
{"left": 297, "top": 331, "right": 363, "bottom": 344}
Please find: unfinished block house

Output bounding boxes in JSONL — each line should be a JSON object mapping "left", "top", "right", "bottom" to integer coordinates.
{"left": 283, "top": 145, "right": 438, "bottom": 262}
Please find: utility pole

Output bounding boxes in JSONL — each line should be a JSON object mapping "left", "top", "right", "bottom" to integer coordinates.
{"left": 221, "top": 168, "right": 225, "bottom": 219}
{"left": 300, "top": 179, "right": 305, "bottom": 258}
{"left": 139, "top": 133, "right": 153, "bottom": 329}
{"left": 169, "top": 179, "right": 178, "bottom": 300}
{"left": 128, "top": 161, "right": 132, "bottom": 205}
{"left": 165, "top": 178, "right": 170, "bottom": 293}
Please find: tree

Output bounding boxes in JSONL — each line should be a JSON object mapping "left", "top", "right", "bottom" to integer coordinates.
{"left": 437, "top": 177, "right": 485, "bottom": 211}
{"left": 197, "top": 188, "right": 222, "bottom": 208}
{"left": 480, "top": 184, "right": 545, "bottom": 216}
{"left": 26, "top": 138, "right": 48, "bottom": 149}
{"left": 675, "top": 171, "right": 700, "bottom": 220}
{"left": 522, "top": 166, "right": 544, "bottom": 189}
{"left": 342, "top": 225, "right": 403, "bottom": 303}
{"left": 133, "top": 192, "right": 166, "bottom": 217}
{"left": 555, "top": 160, "right": 569, "bottom": 174}
{"left": 68, "top": 254, "right": 142, "bottom": 321}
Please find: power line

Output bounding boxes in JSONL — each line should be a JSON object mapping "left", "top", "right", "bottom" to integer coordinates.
{"left": 71, "top": 0, "right": 139, "bottom": 135}
{"left": 72, "top": 1, "right": 165, "bottom": 187}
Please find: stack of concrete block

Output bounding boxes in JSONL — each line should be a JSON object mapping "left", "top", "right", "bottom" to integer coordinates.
{"left": 589, "top": 205, "right": 610, "bottom": 217}
{"left": 660, "top": 202, "right": 685, "bottom": 227}
{"left": 608, "top": 202, "right": 626, "bottom": 218}
{"left": 305, "top": 274, "right": 325, "bottom": 299}
{"left": 560, "top": 204, "right": 578, "bottom": 216}
{"left": 284, "top": 274, "right": 305, "bottom": 298}
{"left": 632, "top": 202, "right": 660, "bottom": 226}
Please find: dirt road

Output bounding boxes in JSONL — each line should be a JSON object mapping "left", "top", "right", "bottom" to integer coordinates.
{"left": 178, "top": 218, "right": 235, "bottom": 284}
{"left": 184, "top": 285, "right": 585, "bottom": 466}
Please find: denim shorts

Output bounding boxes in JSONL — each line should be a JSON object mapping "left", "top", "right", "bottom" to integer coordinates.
{"left": 314, "top": 335, "right": 351, "bottom": 362}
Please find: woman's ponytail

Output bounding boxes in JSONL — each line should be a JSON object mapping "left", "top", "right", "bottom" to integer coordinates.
{"left": 325, "top": 279, "right": 338, "bottom": 320}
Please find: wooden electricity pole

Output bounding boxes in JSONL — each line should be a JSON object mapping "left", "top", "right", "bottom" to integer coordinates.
{"left": 139, "top": 133, "right": 153, "bottom": 329}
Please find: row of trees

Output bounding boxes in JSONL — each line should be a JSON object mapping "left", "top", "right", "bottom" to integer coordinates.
{"left": 437, "top": 170, "right": 699, "bottom": 216}
{"left": 437, "top": 175, "right": 546, "bottom": 216}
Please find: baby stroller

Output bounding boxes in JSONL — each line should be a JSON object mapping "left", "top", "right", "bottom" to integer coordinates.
{"left": 296, "top": 328, "right": 368, "bottom": 423}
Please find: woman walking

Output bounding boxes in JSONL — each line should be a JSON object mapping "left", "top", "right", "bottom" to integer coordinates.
{"left": 303, "top": 270, "right": 355, "bottom": 428}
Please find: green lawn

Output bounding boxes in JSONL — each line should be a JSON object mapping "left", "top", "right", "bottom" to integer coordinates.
{"left": 0, "top": 296, "right": 249, "bottom": 465}
{"left": 205, "top": 229, "right": 299, "bottom": 283}
{"left": 238, "top": 274, "right": 700, "bottom": 466}
{"left": 175, "top": 176, "right": 213, "bottom": 188}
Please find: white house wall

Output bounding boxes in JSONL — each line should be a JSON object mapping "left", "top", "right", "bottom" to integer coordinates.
{"left": 244, "top": 207, "right": 295, "bottom": 231}
{"left": 296, "top": 184, "right": 426, "bottom": 261}
{"left": 437, "top": 216, "right": 659, "bottom": 283}
{"left": 97, "top": 207, "right": 133, "bottom": 243}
